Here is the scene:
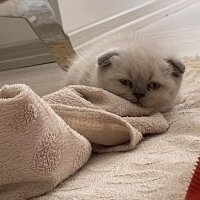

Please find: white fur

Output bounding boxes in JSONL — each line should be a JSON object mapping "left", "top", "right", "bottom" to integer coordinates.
{"left": 66, "top": 33, "right": 184, "bottom": 112}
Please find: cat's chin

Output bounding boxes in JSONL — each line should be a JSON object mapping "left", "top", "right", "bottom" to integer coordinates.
{"left": 123, "top": 97, "right": 146, "bottom": 107}
{"left": 135, "top": 101, "right": 173, "bottom": 112}
{"left": 122, "top": 97, "right": 137, "bottom": 104}
{"left": 122, "top": 96, "right": 173, "bottom": 112}
{"left": 134, "top": 102, "right": 143, "bottom": 107}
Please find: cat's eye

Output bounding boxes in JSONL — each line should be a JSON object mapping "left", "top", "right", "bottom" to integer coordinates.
{"left": 147, "top": 82, "right": 160, "bottom": 90}
{"left": 119, "top": 79, "right": 132, "bottom": 88}
{"left": 172, "top": 72, "right": 179, "bottom": 77}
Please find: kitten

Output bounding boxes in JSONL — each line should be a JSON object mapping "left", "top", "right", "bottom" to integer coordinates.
{"left": 65, "top": 33, "right": 185, "bottom": 112}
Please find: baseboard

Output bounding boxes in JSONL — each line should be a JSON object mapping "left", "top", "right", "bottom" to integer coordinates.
{"left": 69, "top": 0, "right": 195, "bottom": 51}
{"left": 0, "top": 40, "right": 55, "bottom": 71}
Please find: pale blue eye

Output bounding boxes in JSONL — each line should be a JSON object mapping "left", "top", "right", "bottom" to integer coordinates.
{"left": 119, "top": 79, "right": 132, "bottom": 88}
{"left": 147, "top": 82, "right": 160, "bottom": 90}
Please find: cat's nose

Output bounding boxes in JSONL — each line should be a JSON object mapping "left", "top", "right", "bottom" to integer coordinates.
{"left": 133, "top": 93, "right": 145, "bottom": 100}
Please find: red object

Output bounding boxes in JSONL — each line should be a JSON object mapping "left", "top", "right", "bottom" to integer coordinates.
{"left": 185, "top": 157, "right": 200, "bottom": 200}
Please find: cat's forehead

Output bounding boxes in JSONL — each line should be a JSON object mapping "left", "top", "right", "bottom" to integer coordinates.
{"left": 120, "top": 48, "right": 164, "bottom": 67}
{"left": 129, "top": 66, "right": 152, "bottom": 81}
{"left": 113, "top": 47, "right": 171, "bottom": 81}
{"left": 127, "top": 59, "right": 161, "bottom": 79}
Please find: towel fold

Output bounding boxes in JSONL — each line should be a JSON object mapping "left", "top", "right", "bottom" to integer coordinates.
{"left": 33, "top": 63, "right": 200, "bottom": 200}
{"left": 44, "top": 85, "right": 168, "bottom": 153}
{"left": 0, "top": 84, "right": 91, "bottom": 200}
{"left": 0, "top": 84, "right": 168, "bottom": 199}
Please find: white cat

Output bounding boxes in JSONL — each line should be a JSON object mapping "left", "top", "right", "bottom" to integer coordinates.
{"left": 66, "top": 33, "right": 185, "bottom": 112}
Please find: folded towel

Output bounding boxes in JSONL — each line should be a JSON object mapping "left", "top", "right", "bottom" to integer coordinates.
{"left": 33, "top": 60, "right": 200, "bottom": 200}
{"left": 44, "top": 85, "right": 169, "bottom": 153}
{"left": 0, "top": 84, "right": 168, "bottom": 199}
{"left": 0, "top": 84, "right": 91, "bottom": 200}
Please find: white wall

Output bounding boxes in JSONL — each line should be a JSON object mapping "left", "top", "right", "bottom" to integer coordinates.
{"left": 0, "top": 0, "right": 151, "bottom": 46}
{"left": 58, "top": 0, "right": 151, "bottom": 32}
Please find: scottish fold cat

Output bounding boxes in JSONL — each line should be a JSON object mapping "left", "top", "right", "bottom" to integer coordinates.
{"left": 66, "top": 33, "right": 185, "bottom": 112}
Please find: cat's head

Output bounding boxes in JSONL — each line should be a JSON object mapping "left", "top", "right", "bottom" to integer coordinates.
{"left": 96, "top": 45, "right": 185, "bottom": 112}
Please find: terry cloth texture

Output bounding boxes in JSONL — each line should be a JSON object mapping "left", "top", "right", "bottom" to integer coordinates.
{"left": 0, "top": 83, "right": 168, "bottom": 199}
{"left": 36, "top": 58, "right": 200, "bottom": 200}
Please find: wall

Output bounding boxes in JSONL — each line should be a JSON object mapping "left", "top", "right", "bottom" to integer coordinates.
{"left": 58, "top": 0, "right": 151, "bottom": 32}
{"left": 0, "top": 0, "right": 151, "bottom": 46}
{"left": 0, "top": 0, "right": 193, "bottom": 70}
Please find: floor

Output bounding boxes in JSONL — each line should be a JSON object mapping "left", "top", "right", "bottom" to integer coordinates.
{"left": 0, "top": 2, "right": 200, "bottom": 96}
{"left": 0, "top": 63, "right": 66, "bottom": 96}
{"left": 139, "top": 1, "right": 200, "bottom": 57}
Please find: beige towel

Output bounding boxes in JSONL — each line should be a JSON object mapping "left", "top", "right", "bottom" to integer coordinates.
{"left": 0, "top": 85, "right": 91, "bottom": 200}
{"left": 44, "top": 85, "right": 168, "bottom": 153}
{"left": 35, "top": 63, "right": 200, "bottom": 200}
{"left": 0, "top": 84, "right": 168, "bottom": 199}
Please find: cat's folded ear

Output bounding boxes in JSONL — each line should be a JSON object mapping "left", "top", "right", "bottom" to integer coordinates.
{"left": 97, "top": 48, "right": 119, "bottom": 68}
{"left": 166, "top": 57, "right": 186, "bottom": 76}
